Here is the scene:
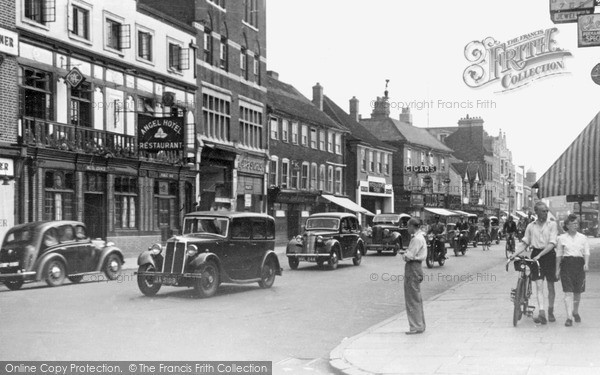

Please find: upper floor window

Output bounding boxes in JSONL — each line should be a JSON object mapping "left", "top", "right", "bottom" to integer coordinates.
{"left": 240, "top": 48, "right": 248, "bottom": 80}
{"left": 377, "top": 152, "right": 382, "bottom": 174}
{"left": 269, "top": 157, "right": 278, "bottom": 187}
{"left": 310, "top": 163, "right": 317, "bottom": 190}
{"left": 203, "top": 92, "right": 231, "bottom": 142}
{"left": 70, "top": 82, "right": 92, "bottom": 128}
{"left": 253, "top": 55, "right": 261, "bottom": 85}
{"left": 310, "top": 128, "right": 317, "bottom": 149}
{"left": 301, "top": 163, "right": 309, "bottom": 190}
{"left": 335, "top": 168, "right": 343, "bottom": 195}
{"left": 301, "top": 125, "right": 308, "bottom": 146}
{"left": 429, "top": 152, "right": 434, "bottom": 165}
{"left": 219, "top": 37, "right": 228, "bottom": 71}
{"left": 420, "top": 151, "right": 425, "bottom": 165}
{"left": 169, "top": 42, "right": 189, "bottom": 71}
{"left": 21, "top": 66, "right": 53, "bottom": 120}
{"left": 441, "top": 157, "right": 446, "bottom": 171}
{"left": 291, "top": 122, "right": 299, "bottom": 144}
{"left": 327, "top": 131, "right": 333, "bottom": 152}
{"left": 281, "top": 159, "right": 289, "bottom": 189}
{"left": 137, "top": 30, "right": 153, "bottom": 62}
{"left": 243, "top": 0, "right": 258, "bottom": 28}
{"left": 368, "top": 150, "right": 374, "bottom": 172}
{"left": 270, "top": 117, "right": 278, "bottom": 140}
{"left": 319, "top": 130, "right": 325, "bottom": 151}
{"left": 406, "top": 148, "right": 412, "bottom": 165}
{"left": 105, "top": 17, "right": 130, "bottom": 52}
{"left": 281, "top": 119, "right": 289, "bottom": 142}
{"left": 319, "top": 165, "right": 325, "bottom": 191}
{"left": 327, "top": 166, "right": 334, "bottom": 193}
{"left": 239, "top": 105, "right": 263, "bottom": 149}
{"left": 24, "top": 0, "right": 55, "bottom": 25}
{"left": 203, "top": 31, "right": 213, "bottom": 65}
{"left": 71, "top": 5, "right": 89, "bottom": 39}
{"left": 383, "top": 153, "right": 390, "bottom": 175}
{"left": 335, "top": 133, "right": 342, "bottom": 154}
{"left": 361, "top": 149, "right": 367, "bottom": 171}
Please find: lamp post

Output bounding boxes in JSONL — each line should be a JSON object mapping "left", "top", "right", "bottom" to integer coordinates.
{"left": 506, "top": 173, "right": 514, "bottom": 217}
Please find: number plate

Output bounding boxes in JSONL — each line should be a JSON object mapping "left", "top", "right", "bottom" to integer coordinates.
{"left": 0, "top": 262, "right": 19, "bottom": 268}
{"left": 299, "top": 256, "right": 316, "bottom": 262}
{"left": 159, "top": 276, "right": 178, "bottom": 285}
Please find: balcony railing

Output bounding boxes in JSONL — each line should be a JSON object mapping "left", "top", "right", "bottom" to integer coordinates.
{"left": 22, "top": 117, "right": 185, "bottom": 164}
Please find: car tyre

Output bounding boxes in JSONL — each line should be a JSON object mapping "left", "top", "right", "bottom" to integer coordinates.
{"left": 103, "top": 253, "right": 122, "bottom": 280}
{"left": 328, "top": 250, "right": 339, "bottom": 270}
{"left": 4, "top": 278, "right": 24, "bottom": 290}
{"left": 194, "top": 260, "right": 220, "bottom": 298}
{"left": 353, "top": 246, "right": 363, "bottom": 266}
{"left": 288, "top": 257, "right": 299, "bottom": 270}
{"left": 45, "top": 259, "right": 66, "bottom": 287}
{"left": 258, "top": 257, "right": 277, "bottom": 288}
{"left": 137, "top": 264, "right": 162, "bottom": 296}
{"left": 68, "top": 275, "right": 83, "bottom": 283}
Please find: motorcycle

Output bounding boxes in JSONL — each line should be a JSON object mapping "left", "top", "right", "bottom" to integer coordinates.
{"left": 426, "top": 234, "right": 446, "bottom": 268}
{"left": 453, "top": 230, "right": 469, "bottom": 256}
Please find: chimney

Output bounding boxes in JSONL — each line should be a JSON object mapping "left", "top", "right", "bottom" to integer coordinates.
{"left": 400, "top": 107, "right": 412, "bottom": 125}
{"left": 457, "top": 114, "right": 484, "bottom": 127}
{"left": 266, "top": 70, "right": 279, "bottom": 80}
{"left": 312, "top": 83, "right": 323, "bottom": 110}
{"left": 349, "top": 96, "right": 359, "bottom": 121}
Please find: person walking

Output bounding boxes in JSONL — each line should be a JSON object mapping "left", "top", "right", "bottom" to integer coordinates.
{"left": 556, "top": 214, "right": 590, "bottom": 327}
{"left": 512, "top": 201, "right": 559, "bottom": 324}
{"left": 403, "top": 218, "right": 427, "bottom": 334}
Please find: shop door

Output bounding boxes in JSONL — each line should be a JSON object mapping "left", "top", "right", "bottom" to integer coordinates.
{"left": 84, "top": 194, "right": 106, "bottom": 239}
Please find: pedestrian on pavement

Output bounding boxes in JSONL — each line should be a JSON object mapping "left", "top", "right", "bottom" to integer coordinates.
{"left": 556, "top": 214, "right": 590, "bottom": 327}
{"left": 403, "top": 218, "right": 427, "bottom": 334}
{"left": 512, "top": 201, "right": 559, "bottom": 324}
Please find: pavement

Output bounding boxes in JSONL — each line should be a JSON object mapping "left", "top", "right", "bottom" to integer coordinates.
{"left": 329, "top": 242, "right": 600, "bottom": 375}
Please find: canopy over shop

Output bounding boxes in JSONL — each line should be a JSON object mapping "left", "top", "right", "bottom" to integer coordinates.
{"left": 320, "top": 194, "right": 375, "bottom": 216}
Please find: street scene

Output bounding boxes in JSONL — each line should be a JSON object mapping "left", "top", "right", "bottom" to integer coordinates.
{"left": 1, "top": 0, "right": 600, "bottom": 374}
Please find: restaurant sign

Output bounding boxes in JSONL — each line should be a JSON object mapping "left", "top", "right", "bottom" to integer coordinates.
{"left": 138, "top": 116, "right": 184, "bottom": 151}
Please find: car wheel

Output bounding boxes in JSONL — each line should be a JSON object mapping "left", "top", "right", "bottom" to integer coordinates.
{"left": 103, "top": 253, "right": 122, "bottom": 280}
{"left": 353, "top": 246, "right": 363, "bottom": 266}
{"left": 44, "top": 259, "right": 66, "bottom": 287}
{"left": 377, "top": 250, "right": 382, "bottom": 255}
{"left": 258, "top": 257, "right": 277, "bottom": 288}
{"left": 328, "top": 250, "right": 339, "bottom": 270}
{"left": 288, "top": 257, "right": 299, "bottom": 270}
{"left": 4, "top": 278, "right": 24, "bottom": 291}
{"left": 393, "top": 240, "right": 401, "bottom": 256}
{"left": 194, "top": 260, "right": 220, "bottom": 298}
{"left": 68, "top": 275, "right": 83, "bottom": 283}
{"left": 137, "top": 264, "right": 161, "bottom": 296}
{"left": 461, "top": 249, "right": 466, "bottom": 256}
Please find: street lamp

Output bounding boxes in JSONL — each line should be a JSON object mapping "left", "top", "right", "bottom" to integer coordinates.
{"left": 506, "top": 173, "right": 514, "bottom": 217}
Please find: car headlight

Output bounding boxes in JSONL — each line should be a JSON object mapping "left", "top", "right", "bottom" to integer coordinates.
{"left": 186, "top": 244, "right": 198, "bottom": 257}
{"left": 316, "top": 235, "right": 324, "bottom": 244}
{"left": 149, "top": 243, "right": 162, "bottom": 255}
{"left": 296, "top": 235, "right": 303, "bottom": 242}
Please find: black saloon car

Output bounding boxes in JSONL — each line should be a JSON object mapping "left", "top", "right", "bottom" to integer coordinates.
{"left": 0, "top": 221, "right": 124, "bottom": 290}
{"left": 136, "top": 212, "right": 282, "bottom": 298}
{"left": 362, "top": 213, "right": 410, "bottom": 255}
{"left": 286, "top": 212, "right": 364, "bottom": 270}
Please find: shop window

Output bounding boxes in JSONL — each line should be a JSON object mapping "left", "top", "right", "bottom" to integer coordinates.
{"left": 43, "top": 171, "right": 74, "bottom": 221}
{"left": 114, "top": 176, "right": 137, "bottom": 229}
{"left": 154, "top": 180, "right": 178, "bottom": 230}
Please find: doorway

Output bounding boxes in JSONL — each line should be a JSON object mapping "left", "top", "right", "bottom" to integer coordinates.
{"left": 84, "top": 193, "right": 106, "bottom": 239}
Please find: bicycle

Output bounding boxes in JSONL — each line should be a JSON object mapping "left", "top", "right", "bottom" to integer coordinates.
{"left": 505, "top": 256, "right": 539, "bottom": 327}
{"left": 505, "top": 233, "right": 516, "bottom": 259}
{"left": 480, "top": 229, "right": 491, "bottom": 251}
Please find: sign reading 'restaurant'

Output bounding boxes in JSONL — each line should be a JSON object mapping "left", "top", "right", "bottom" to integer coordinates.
{"left": 138, "top": 116, "right": 184, "bottom": 151}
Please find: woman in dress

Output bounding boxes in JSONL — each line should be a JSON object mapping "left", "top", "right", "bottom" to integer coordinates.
{"left": 556, "top": 214, "right": 590, "bottom": 326}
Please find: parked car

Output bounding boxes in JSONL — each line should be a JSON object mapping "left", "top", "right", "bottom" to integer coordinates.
{"left": 362, "top": 213, "right": 410, "bottom": 255}
{"left": 0, "top": 221, "right": 123, "bottom": 290}
{"left": 136, "top": 212, "right": 282, "bottom": 298}
{"left": 287, "top": 212, "right": 364, "bottom": 270}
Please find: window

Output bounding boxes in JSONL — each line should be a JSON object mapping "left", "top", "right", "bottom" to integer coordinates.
{"left": 335, "top": 133, "right": 342, "bottom": 154}
{"left": 240, "top": 48, "right": 248, "bottom": 79}
{"left": 384, "top": 153, "right": 390, "bottom": 175}
{"left": 282, "top": 119, "right": 289, "bottom": 142}
{"left": 310, "top": 163, "right": 317, "bottom": 190}
{"left": 310, "top": 128, "right": 317, "bottom": 149}
{"left": 269, "top": 157, "right": 278, "bottom": 186}
{"left": 70, "top": 82, "right": 91, "bottom": 128}
{"left": 169, "top": 43, "right": 189, "bottom": 71}
{"left": 361, "top": 149, "right": 367, "bottom": 171}
{"left": 243, "top": 0, "right": 258, "bottom": 28}
{"left": 44, "top": 171, "right": 74, "bottom": 221}
{"left": 291, "top": 163, "right": 300, "bottom": 189}
{"left": 230, "top": 218, "right": 251, "bottom": 240}
{"left": 291, "top": 122, "right": 298, "bottom": 144}
{"left": 71, "top": 5, "right": 89, "bottom": 39}
{"left": 219, "top": 37, "right": 228, "bottom": 71}
{"left": 429, "top": 152, "right": 434, "bottom": 165}
{"left": 301, "top": 125, "right": 308, "bottom": 146}
{"left": 377, "top": 152, "right": 382, "bottom": 173}
{"left": 301, "top": 163, "right": 309, "bottom": 190}
{"left": 281, "top": 159, "right": 289, "bottom": 189}
{"left": 368, "top": 150, "right": 374, "bottom": 172}
{"left": 203, "top": 31, "right": 213, "bottom": 64}
{"left": 319, "top": 130, "right": 325, "bottom": 150}
{"left": 270, "top": 117, "right": 278, "bottom": 140}
{"left": 115, "top": 176, "right": 137, "bottom": 229}
{"left": 406, "top": 148, "right": 412, "bottom": 165}
{"left": 327, "top": 166, "right": 334, "bottom": 193}
{"left": 420, "top": 151, "right": 425, "bottom": 165}
{"left": 154, "top": 180, "right": 178, "bottom": 230}
{"left": 137, "top": 30, "right": 153, "bottom": 61}
{"left": 239, "top": 105, "right": 263, "bottom": 149}
{"left": 327, "top": 131, "right": 333, "bottom": 152}
{"left": 319, "top": 165, "right": 325, "bottom": 191}
{"left": 253, "top": 54, "right": 260, "bottom": 84}
{"left": 24, "top": 0, "right": 55, "bottom": 25}
{"left": 105, "top": 17, "right": 130, "bottom": 51}
{"left": 202, "top": 92, "right": 231, "bottom": 141}
{"left": 335, "top": 168, "right": 342, "bottom": 194}
{"left": 21, "top": 66, "right": 53, "bottom": 120}
{"left": 441, "top": 157, "right": 445, "bottom": 171}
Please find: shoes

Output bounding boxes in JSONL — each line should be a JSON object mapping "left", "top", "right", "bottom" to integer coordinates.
{"left": 533, "top": 312, "right": 547, "bottom": 325}
{"left": 548, "top": 311, "right": 556, "bottom": 323}
{"left": 405, "top": 330, "right": 425, "bottom": 335}
{"left": 565, "top": 319, "right": 573, "bottom": 327}
{"left": 573, "top": 313, "right": 581, "bottom": 323}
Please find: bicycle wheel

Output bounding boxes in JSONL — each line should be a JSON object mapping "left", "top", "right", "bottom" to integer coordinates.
{"left": 513, "top": 278, "right": 524, "bottom": 326}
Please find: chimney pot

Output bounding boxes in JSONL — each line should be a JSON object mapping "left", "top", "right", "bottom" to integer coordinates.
{"left": 312, "top": 83, "right": 323, "bottom": 111}
{"left": 349, "top": 96, "right": 359, "bottom": 122}
{"left": 266, "top": 70, "right": 279, "bottom": 79}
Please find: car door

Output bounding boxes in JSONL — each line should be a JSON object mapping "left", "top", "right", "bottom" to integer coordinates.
{"left": 74, "top": 225, "right": 99, "bottom": 272}
{"left": 339, "top": 217, "right": 358, "bottom": 258}
{"left": 55, "top": 224, "right": 87, "bottom": 274}
{"left": 226, "top": 218, "right": 252, "bottom": 280}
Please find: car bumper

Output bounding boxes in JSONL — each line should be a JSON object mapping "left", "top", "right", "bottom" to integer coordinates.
{"left": 365, "top": 243, "right": 397, "bottom": 250}
{"left": 0, "top": 271, "right": 36, "bottom": 281}
{"left": 135, "top": 271, "right": 201, "bottom": 286}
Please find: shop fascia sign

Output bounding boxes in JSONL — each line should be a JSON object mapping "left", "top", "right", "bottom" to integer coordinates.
{"left": 405, "top": 165, "right": 437, "bottom": 173}
{"left": 238, "top": 156, "right": 264, "bottom": 174}
{"left": 0, "top": 27, "right": 18, "bottom": 57}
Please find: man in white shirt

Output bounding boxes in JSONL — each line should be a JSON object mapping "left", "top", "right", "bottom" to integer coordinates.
{"left": 403, "top": 218, "right": 427, "bottom": 334}
{"left": 512, "top": 201, "right": 559, "bottom": 324}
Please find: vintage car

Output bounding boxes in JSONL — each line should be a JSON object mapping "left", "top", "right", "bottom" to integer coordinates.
{"left": 286, "top": 212, "right": 364, "bottom": 270}
{"left": 136, "top": 212, "right": 282, "bottom": 298}
{"left": 362, "top": 213, "right": 410, "bottom": 255}
{"left": 0, "top": 221, "right": 124, "bottom": 290}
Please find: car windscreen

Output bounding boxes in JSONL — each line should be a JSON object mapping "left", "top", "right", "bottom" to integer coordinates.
{"left": 182, "top": 217, "right": 229, "bottom": 237}
{"left": 305, "top": 218, "right": 340, "bottom": 230}
{"left": 3, "top": 228, "right": 33, "bottom": 245}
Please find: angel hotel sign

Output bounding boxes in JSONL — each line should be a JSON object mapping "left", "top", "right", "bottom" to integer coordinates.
{"left": 138, "top": 116, "right": 184, "bottom": 151}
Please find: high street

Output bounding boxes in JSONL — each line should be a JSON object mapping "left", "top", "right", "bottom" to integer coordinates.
{"left": 1, "top": 242, "right": 510, "bottom": 373}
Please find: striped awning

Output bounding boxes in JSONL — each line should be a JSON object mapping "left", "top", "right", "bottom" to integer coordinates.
{"left": 534, "top": 111, "right": 600, "bottom": 198}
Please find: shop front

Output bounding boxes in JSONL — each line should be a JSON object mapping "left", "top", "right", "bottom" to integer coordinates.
{"left": 358, "top": 179, "right": 393, "bottom": 226}
{"left": 198, "top": 145, "right": 236, "bottom": 211}
{"left": 0, "top": 158, "right": 16, "bottom": 243}
{"left": 236, "top": 153, "right": 267, "bottom": 213}
{"left": 269, "top": 190, "right": 318, "bottom": 245}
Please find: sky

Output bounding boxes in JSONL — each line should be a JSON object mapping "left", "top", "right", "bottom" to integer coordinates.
{"left": 266, "top": 0, "right": 600, "bottom": 178}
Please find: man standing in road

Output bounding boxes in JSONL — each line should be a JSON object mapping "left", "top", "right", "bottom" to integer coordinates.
{"left": 512, "top": 201, "right": 559, "bottom": 324}
{"left": 403, "top": 218, "right": 427, "bottom": 334}
{"left": 427, "top": 215, "right": 446, "bottom": 258}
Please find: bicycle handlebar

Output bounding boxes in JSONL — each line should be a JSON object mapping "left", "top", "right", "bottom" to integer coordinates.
{"left": 505, "top": 255, "right": 539, "bottom": 272}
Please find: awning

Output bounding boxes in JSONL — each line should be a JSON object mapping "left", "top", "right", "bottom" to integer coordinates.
{"left": 320, "top": 194, "right": 374, "bottom": 216}
{"left": 452, "top": 209, "right": 477, "bottom": 218}
{"left": 515, "top": 211, "right": 528, "bottom": 218}
{"left": 534, "top": 111, "right": 600, "bottom": 198}
{"left": 424, "top": 207, "right": 459, "bottom": 217}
